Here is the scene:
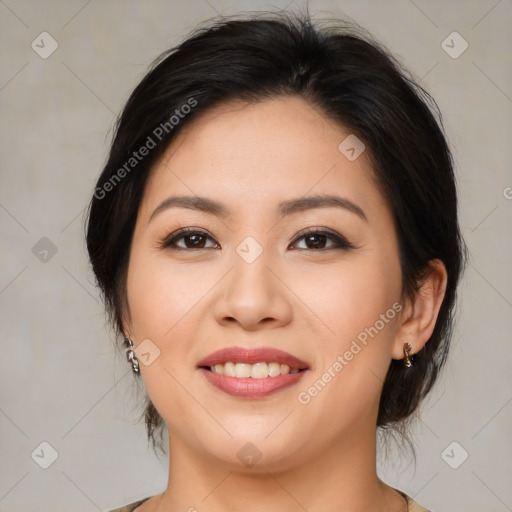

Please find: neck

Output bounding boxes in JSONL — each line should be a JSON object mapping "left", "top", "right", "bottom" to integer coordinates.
{"left": 153, "top": 418, "right": 407, "bottom": 512}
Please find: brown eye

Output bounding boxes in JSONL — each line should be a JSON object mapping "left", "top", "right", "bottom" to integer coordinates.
{"left": 161, "top": 228, "right": 219, "bottom": 250}
{"left": 161, "top": 227, "right": 354, "bottom": 251}
{"left": 302, "top": 233, "right": 329, "bottom": 249}
{"left": 180, "top": 233, "right": 208, "bottom": 249}
{"left": 289, "top": 228, "right": 354, "bottom": 251}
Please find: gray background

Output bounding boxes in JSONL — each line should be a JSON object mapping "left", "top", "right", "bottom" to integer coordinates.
{"left": 1, "top": 1, "right": 511, "bottom": 511}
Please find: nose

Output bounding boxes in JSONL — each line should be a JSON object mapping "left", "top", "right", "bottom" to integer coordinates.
{"left": 213, "top": 246, "right": 293, "bottom": 331}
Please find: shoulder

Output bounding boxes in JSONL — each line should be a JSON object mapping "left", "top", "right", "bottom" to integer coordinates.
{"left": 393, "top": 487, "right": 431, "bottom": 512}
{"left": 106, "top": 496, "right": 152, "bottom": 512}
{"left": 399, "top": 491, "right": 432, "bottom": 512}
{"left": 406, "top": 497, "right": 431, "bottom": 512}
{"left": 105, "top": 492, "right": 432, "bottom": 512}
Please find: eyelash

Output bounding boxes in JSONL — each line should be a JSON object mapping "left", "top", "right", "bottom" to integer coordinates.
{"left": 160, "top": 227, "right": 356, "bottom": 251}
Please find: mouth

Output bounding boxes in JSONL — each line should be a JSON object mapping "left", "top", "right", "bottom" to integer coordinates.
{"left": 197, "top": 346, "right": 309, "bottom": 373}
{"left": 200, "top": 362, "right": 308, "bottom": 377}
{"left": 197, "top": 346, "right": 310, "bottom": 398}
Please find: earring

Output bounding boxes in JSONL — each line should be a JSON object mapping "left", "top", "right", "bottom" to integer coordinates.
{"left": 403, "top": 342, "right": 413, "bottom": 368}
{"left": 125, "top": 336, "right": 140, "bottom": 374}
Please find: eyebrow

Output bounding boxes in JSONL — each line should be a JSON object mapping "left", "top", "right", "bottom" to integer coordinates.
{"left": 148, "top": 193, "right": 367, "bottom": 223}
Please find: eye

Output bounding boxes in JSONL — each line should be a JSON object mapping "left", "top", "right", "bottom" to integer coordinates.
{"left": 160, "top": 227, "right": 355, "bottom": 251}
{"left": 289, "top": 228, "right": 355, "bottom": 251}
{"left": 161, "top": 228, "right": 219, "bottom": 250}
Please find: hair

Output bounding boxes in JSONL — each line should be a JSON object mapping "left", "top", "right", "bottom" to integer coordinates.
{"left": 86, "top": 9, "right": 467, "bottom": 457}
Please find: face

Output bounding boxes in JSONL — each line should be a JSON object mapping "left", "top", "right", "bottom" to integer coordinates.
{"left": 125, "top": 96, "right": 405, "bottom": 471}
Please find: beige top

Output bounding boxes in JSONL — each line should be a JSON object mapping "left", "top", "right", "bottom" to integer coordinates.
{"left": 107, "top": 489, "right": 431, "bottom": 511}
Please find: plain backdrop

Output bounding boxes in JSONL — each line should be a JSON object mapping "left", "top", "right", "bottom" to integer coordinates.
{"left": 0, "top": 1, "right": 511, "bottom": 511}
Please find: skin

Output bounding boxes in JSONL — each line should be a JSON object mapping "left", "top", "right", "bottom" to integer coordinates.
{"left": 124, "top": 96, "right": 447, "bottom": 512}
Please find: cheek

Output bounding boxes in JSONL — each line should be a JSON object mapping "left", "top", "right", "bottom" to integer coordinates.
{"left": 294, "top": 254, "right": 402, "bottom": 415}
{"left": 293, "top": 267, "right": 401, "bottom": 435}
{"left": 295, "top": 257, "right": 402, "bottom": 348}
{"left": 294, "top": 253, "right": 402, "bottom": 415}
{"left": 126, "top": 250, "right": 210, "bottom": 340}
{"left": 125, "top": 253, "right": 207, "bottom": 431}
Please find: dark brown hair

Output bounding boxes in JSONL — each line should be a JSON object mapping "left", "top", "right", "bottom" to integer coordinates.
{"left": 86, "top": 10, "right": 467, "bottom": 456}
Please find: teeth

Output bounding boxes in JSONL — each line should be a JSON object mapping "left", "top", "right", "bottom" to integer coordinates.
{"left": 235, "top": 363, "right": 251, "bottom": 378}
{"left": 268, "top": 362, "right": 281, "bottom": 377}
{"left": 251, "top": 362, "right": 268, "bottom": 378}
{"left": 224, "top": 362, "right": 236, "bottom": 377}
{"left": 209, "top": 362, "right": 303, "bottom": 378}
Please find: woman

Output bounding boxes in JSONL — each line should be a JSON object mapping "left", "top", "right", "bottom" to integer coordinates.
{"left": 86, "top": 11, "right": 466, "bottom": 512}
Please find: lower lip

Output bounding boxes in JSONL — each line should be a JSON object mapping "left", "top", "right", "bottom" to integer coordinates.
{"left": 199, "top": 368, "right": 308, "bottom": 398}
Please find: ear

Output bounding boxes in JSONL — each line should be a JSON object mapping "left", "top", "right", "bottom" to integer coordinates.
{"left": 121, "top": 319, "right": 133, "bottom": 344}
{"left": 392, "top": 259, "right": 448, "bottom": 360}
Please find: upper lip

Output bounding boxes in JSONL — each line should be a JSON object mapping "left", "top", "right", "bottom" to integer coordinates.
{"left": 197, "top": 346, "right": 310, "bottom": 370}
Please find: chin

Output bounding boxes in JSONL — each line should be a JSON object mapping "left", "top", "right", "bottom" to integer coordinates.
{"left": 194, "top": 428, "right": 309, "bottom": 473}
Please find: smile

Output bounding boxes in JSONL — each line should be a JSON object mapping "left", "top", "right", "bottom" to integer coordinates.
{"left": 199, "top": 367, "right": 308, "bottom": 398}
{"left": 197, "top": 346, "right": 310, "bottom": 398}
{"left": 207, "top": 361, "right": 304, "bottom": 378}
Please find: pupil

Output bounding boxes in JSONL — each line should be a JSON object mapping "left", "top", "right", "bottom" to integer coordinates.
{"left": 307, "top": 234, "right": 325, "bottom": 249}
{"left": 183, "top": 234, "right": 328, "bottom": 249}
{"left": 188, "top": 235, "right": 205, "bottom": 248}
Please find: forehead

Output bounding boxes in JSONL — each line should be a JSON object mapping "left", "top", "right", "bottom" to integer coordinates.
{"left": 140, "top": 96, "right": 385, "bottom": 221}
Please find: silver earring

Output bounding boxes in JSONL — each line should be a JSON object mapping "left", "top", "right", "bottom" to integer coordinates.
{"left": 403, "top": 342, "right": 413, "bottom": 368}
{"left": 125, "top": 336, "right": 140, "bottom": 373}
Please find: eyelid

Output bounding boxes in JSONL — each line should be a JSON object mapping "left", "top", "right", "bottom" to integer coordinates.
{"left": 289, "top": 227, "right": 355, "bottom": 250}
{"left": 160, "top": 226, "right": 355, "bottom": 251}
{"left": 160, "top": 227, "right": 219, "bottom": 250}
